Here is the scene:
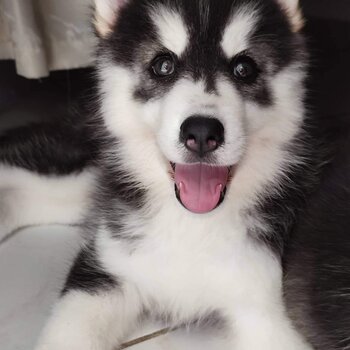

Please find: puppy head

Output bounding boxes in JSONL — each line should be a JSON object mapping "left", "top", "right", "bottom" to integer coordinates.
{"left": 94, "top": 0, "right": 307, "bottom": 214}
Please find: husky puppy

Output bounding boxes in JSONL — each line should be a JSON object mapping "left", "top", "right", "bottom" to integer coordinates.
{"left": 3, "top": 0, "right": 348, "bottom": 349}
{"left": 31, "top": 0, "right": 314, "bottom": 348}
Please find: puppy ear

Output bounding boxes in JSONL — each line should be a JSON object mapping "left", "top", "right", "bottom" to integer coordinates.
{"left": 276, "top": 0, "right": 304, "bottom": 32}
{"left": 93, "top": 0, "right": 129, "bottom": 37}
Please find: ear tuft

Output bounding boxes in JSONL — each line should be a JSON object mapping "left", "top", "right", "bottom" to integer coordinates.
{"left": 276, "top": 0, "right": 304, "bottom": 32}
{"left": 94, "top": 0, "right": 128, "bottom": 38}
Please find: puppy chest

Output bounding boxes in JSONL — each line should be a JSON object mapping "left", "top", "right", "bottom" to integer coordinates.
{"left": 100, "top": 216, "right": 281, "bottom": 306}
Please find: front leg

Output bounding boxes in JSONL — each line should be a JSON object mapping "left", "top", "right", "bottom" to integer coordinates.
{"left": 35, "top": 247, "right": 142, "bottom": 350}
{"left": 230, "top": 303, "right": 313, "bottom": 350}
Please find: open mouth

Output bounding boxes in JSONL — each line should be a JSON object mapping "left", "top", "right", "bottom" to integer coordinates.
{"left": 170, "top": 163, "right": 233, "bottom": 214}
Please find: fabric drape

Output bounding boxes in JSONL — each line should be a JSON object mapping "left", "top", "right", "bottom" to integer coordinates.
{"left": 0, "top": 0, "right": 95, "bottom": 78}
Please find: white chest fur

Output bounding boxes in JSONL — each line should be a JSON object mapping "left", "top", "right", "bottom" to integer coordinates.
{"left": 97, "top": 199, "right": 282, "bottom": 320}
{"left": 36, "top": 197, "right": 312, "bottom": 350}
{"left": 92, "top": 200, "right": 314, "bottom": 350}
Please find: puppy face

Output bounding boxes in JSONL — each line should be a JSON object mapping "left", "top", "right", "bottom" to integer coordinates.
{"left": 96, "top": 0, "right": 306, "bottom": 213}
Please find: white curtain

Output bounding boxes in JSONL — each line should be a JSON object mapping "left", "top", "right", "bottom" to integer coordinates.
{"left": 0, "top": 0, "right": 96, "bottom": 78}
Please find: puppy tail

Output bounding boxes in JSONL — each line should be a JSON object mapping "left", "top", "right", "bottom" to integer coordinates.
{"left": 0, "top": 122, "right": 98, "bottom": 240}
{"left": 0, "top": 166, "right": 96, "bottom": 241}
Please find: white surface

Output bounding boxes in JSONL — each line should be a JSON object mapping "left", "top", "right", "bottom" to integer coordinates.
{"left": 0, "top": 225, "right": 229, "bottom": 350}
{"left": 0, "top": 226, "right": 82, "bottom": 350}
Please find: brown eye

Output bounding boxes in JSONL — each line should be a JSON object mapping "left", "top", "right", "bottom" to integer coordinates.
{"left": 151, "top": 55, "right": 176, "bottom": 77}
{"left": 232, "top": 55, "right": 259, "bottom": 83}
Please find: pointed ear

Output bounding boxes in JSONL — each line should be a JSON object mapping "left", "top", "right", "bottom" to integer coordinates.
{"left": 93, "top": 0, "right": 128, "bottom": 38}
{"left": 276, "top": 0, "right": 304, "bottom": 32}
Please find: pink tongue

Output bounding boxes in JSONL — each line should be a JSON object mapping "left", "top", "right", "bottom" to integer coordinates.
{"left": 175, "top": 163, "right": 229, "bottom": 214}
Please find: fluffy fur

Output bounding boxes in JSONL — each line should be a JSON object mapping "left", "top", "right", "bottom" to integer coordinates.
{"left": 1, "top": 0, "right": 349, "bottom": 349}
{"left": 0, "top": 122, "right": 97, "bottom": 239}
{"left": 284, "top": 115, "right": 350, "bottom": 350}
{"left": 0, "top": 165, "right": 95, "bottom": 239}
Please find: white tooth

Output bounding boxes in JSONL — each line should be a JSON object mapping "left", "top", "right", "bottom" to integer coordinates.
{"left": 216, "top": 184, "right": 224, "bottom": 193}
{"left": 179, "top": 182, "right": 185, "bottom": 192}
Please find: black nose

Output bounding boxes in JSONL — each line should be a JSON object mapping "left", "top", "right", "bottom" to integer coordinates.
{"left": 180, "top": 116, "right": 225, "bottom": 157}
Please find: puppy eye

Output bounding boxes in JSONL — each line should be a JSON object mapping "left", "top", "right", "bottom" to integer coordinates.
{"left": 151, "top": 54, "right": 176, "bottom": 77}
{"left": 232, "top": 55, "right": 259, "bottom": 83}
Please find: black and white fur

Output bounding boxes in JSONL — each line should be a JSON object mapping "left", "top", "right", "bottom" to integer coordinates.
{"left": 0, "top": 122, "right": 97, "bottom": 237}
{"left": 1, "top": 0, "right": 349, "bottom": 349}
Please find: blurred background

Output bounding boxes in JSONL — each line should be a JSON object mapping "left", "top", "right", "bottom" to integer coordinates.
{"left": 0, "top": 0, "right": 350, "bottom": 132}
